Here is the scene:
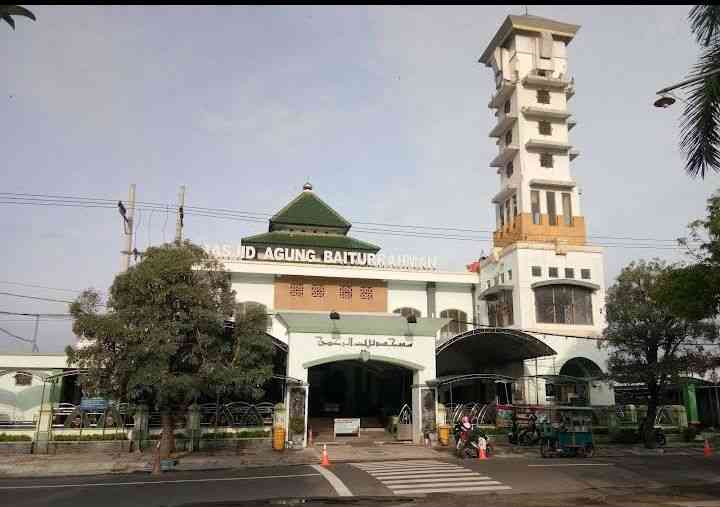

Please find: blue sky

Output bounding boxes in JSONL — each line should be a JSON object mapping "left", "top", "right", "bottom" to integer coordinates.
{"left": 2, "top": 5, "right": 719, "bottom": 352}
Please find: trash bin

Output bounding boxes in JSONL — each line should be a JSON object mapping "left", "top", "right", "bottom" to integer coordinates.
{"left": 438, "top": 424, "right": 450, "bottom": 446}
{"left": 273, "top": 426, "right": 285, "bottom": 451}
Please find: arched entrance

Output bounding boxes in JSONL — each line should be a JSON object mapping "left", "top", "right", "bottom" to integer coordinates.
{"left": 559, "top": 357, "right": 603, "bottom": 379}
{"left": 307, "top": 359, "right": 413, "bottom": 435}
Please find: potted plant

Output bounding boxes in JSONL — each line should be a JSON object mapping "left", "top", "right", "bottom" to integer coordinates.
{"left": 289, "top": 417, "right": 305, "bottom": 446}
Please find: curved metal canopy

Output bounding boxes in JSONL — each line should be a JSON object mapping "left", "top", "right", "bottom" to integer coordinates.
{"left": 427, "top": 373, "right": 517, "bottom": 387}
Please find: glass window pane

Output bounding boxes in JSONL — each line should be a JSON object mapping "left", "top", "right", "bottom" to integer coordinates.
{"left": 535, "top": 287, "right": 555, "bottom": 323}
{"left": 531, "top": 191, "right": 541, "bottom": 224}
{"left": 573, "top": 288, "right": 593, "bottom": 325}
{"left": 547, "top": 192, "right": 557, "bottom": 225}
{"left": 562, "top": 193, "right": 572, "bottom": 225}
{"left": 555, "top": 287, "right": 572, "bottom": 323}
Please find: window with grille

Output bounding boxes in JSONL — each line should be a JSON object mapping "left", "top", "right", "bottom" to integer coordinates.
{"left": 535, "top": 285, "right": 593, "bottom": 325}
{"left": 565, "top": 268, "right": 575, "bottom": 279}
{"left": 537, "top": 89, "right": 550, "bottom": 104}
{"left": 338, "top": 285, "right": 353, "bottom": 300}
{"left": 541, "top": 153, "right": 554, "bottom": 168}
{"left": 539, "top": 121, "right": 552, "bottom": 135}
{"left": 487, "top": 290, "right": 514, "bottom": 327}
{"left": 288, "top": 282, "right": 303, "bottom": 297}
{"left": 439, "top": 309, "right": 468, "bottom": 338}
{"left": 581, "top": 269, "right": 591, "bottom": 280}
{"left": 393, "top": 307, "right": 421, "bottom": 319}
{"left": 14, "top": 372, "right": 32, "bottom": 386}
{"left": 505, "top": 130, "right": 512, "bottom": 146}
{"left": 508, "top": 269, "right": 512, "bottom": 281}
{"left": 549, "top": 267, "right": 559, "bottom": 278}
{"left": 500, "top": 273, "right": 505, "bottom": 284}
{"left": 531, "top": 191, "right": 541, "bottom": 224}
{"left": 504, "top": 100, "right": 511, "bottom": 114}
{"left": 359, "top": 286, "right": 374, "bottom": 300}
{"left": 506, "top": 161, "right": 514, "bottom": 178}
{"left": 311, "top": 285, "right": 326, "bottom": 298}
{"left": 532, "top": 266, "right": 542, "bottom": 277}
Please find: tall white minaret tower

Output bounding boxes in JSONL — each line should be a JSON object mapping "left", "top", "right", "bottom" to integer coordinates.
{"left": 480, "top": 15, "right": 583, "bottom": 248}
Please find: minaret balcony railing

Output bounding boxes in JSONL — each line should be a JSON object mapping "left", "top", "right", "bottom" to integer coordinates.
{"left": 525, "top": 138, "right": 572, "bottom": 153}
{"left": 568, "top": 117, "right": 577, "bottom": 131}
{"left": 522, "top": 72, "right": 573, "bottom": 90}
{"left": 488, "top": 76, "right": 518, "bottom": 109}
{"left": 490, "top": 145, "right": 519, "bottom": 168}
{"left": 521, "top": 106, "right": 572, "bottom": 120}
{"left": 569, "top": 149, "right": 581, "bottom": 161}
{"left": 489, "top": 114, "right": 517, "bottom": 138}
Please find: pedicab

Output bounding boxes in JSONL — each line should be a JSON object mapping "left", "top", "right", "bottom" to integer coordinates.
{"left": 539, "top": 406, "right": 594, "bottom": 458}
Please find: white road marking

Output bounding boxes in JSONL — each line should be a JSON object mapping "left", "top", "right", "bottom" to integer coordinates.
{"left": 393, "top": 486, "right": 513, "bottom": 494}
{"left": 352, "top": 460, "right": 512, "bottom": 496}
{"left": 528, "top": 463, "right": 614, "bottom": 467}
{"left": 0, "top": 473, "right": 321, "bottom": 490}
{"left": 310, "top": 464, "right": 353, "bottom": 497}
{"left": 383, "top": 477, "right": 492, "bottom": 484}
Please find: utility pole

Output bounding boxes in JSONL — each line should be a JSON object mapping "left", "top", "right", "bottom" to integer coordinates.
{"left": 119, "top": 184, "right": 136, "bottom": 272}
{"left": 175, "top": 185, "right": 185, "bottom": 245}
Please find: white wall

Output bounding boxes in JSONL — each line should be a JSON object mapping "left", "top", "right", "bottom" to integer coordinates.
{"left": 435, "top": 284, "right": 475, "bottom": 322}
{"left": 387, "top": 281, "right": 428, "bottom": 316}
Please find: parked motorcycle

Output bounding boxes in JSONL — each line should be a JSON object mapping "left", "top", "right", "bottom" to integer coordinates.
{"left": 453, "top": 418, "right": 493, "bottom": 459}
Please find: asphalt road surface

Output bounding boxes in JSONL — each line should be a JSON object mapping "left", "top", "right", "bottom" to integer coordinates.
{"left": 2, "top": 455, "right": 720, "bottom": 507}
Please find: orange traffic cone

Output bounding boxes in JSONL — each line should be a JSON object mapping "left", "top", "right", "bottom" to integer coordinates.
{"left": 704, "top": 439, "right": 713, "bottom": 458}
{"left": 321, "top": 444, "right": 331, "bottom": 466}
{"left": 478, "top": 447, "right": 487, "bottom": 460}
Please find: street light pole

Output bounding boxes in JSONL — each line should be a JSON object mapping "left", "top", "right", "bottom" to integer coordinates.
{"left": 656, "top": 67, "right": 720, "bottom": 95}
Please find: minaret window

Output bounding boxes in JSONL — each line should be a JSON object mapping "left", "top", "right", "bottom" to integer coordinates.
{"left": 531, "top": 191, "right": 541, "bottom": 225}
{"left": 505, "top": 200, "right": 511, "bottom": 226}
{"left": 505, "top": 130, "right": 513, "bottom": 146}
{"left": 562, "top": 193, "right": 573, "bottom": 225}
{"left": 504, "top": 99, "right": 511, "bottom": 114}
{"left": 546, "top": 191, "right": 557, "bottom": 226}
{"left": 539, "top": 121, "right": 552, "bottom": 136}
{"left": 541, "top": 153, "right": 554, "bottom": 168}
{"left": 499, "top": 204, "right": 505, "bottom": 227}
{"left": 537, "top": 89, "right": 550, "bottom": 104}
{"left": 512, "top": 195, "right": 518, "bottom": 217}
{"left": 506, "top": 161, "right": 514, "bottom": 178}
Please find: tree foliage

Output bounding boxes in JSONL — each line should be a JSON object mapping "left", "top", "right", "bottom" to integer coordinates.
{"left": 603, "top": 259, "right": 718, "bottom": 447}
{"left": 680, "top": 6, "right": 720, "bottom": 179}
{"left": 1, "top": 5, "right": 36, "bottom": 30}
{"left": 66, "top": 241, "right": 273, "bottom": 457}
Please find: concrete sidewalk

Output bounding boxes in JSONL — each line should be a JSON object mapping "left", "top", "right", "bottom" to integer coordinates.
{"left": 0, "top": 441, "right": 711, "bottom": 478}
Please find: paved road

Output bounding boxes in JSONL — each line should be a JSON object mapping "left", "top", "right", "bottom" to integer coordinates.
{"left": 2, "top": 455, "right": 720, "bottom": 506}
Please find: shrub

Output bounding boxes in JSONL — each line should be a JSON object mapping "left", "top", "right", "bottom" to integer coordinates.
{"left": 0, "top": 433, "right": 32, "bottom": 442}
{"left": 202, "top": 430, "right": 270, "bottom": 440}
{"left": 683, "top": 427, "right": 698, "bottom": 442}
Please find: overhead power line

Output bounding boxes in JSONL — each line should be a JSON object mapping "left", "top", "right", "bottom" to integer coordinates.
{"left": 0, "top": 192, "right": 700, "bottom": 251}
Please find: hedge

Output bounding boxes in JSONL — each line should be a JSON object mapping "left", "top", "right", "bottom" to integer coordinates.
{"left": 0, "top": 433, "right": 32, "bottom": 442}
{"left": 202, "top": 430, "right": 270, "bottom": 439}
{"left": 53, "top": 433, "right": 128, "bottom": 442}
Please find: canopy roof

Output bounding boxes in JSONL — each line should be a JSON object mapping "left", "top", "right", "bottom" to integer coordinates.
{"left": 242, "top": 231, "right": 379, "bottom": 252}
{"left": 275, "top": 311, "right": 450, "bottom": 337}
{"left": 436, "top": 327, "right": 556, "bottom": 377}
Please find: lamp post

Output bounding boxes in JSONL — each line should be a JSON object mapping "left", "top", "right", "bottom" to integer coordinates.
{"left": 654, "top": 67, "right": 720, "bottom": 108}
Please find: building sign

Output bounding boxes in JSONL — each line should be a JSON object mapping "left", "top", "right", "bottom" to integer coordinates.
{"left": 316, "top": 336, "right": 413, "bottom": 348}
{"left": 334, "top": 418, "right": 360, "bottom": 437}
{"left": 202, "top": 244, "right": 439, "bottom": 271}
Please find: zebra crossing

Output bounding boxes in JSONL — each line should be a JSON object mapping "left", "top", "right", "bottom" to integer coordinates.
{"left": 351, "top": 460, "right": 512, "bottom": 495}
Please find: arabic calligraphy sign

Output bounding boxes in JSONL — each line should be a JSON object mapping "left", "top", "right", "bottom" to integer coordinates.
{"left": 315, "top": 336, "right": 413, "bottom": 348}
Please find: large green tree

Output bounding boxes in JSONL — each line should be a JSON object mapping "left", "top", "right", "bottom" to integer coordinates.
{"left": 603, "top": 259, "right": 718, "bottom": 448}
{"left": 679, "top": 6, "right": 720, "bottom": 178}
{"left": 67, "top": 241, "right": 273, "bottom": 462}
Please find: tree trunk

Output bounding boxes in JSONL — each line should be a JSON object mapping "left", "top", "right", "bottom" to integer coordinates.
{"left": 159, "top": 412, "right": 175, "bottom": 458}
{"left": 644, "top": 381, "right": 659, "bottom": 449}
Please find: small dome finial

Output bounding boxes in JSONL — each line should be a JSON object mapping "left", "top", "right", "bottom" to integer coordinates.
{"left": 303, "top": 182, "right": 313, "bottom": 191}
